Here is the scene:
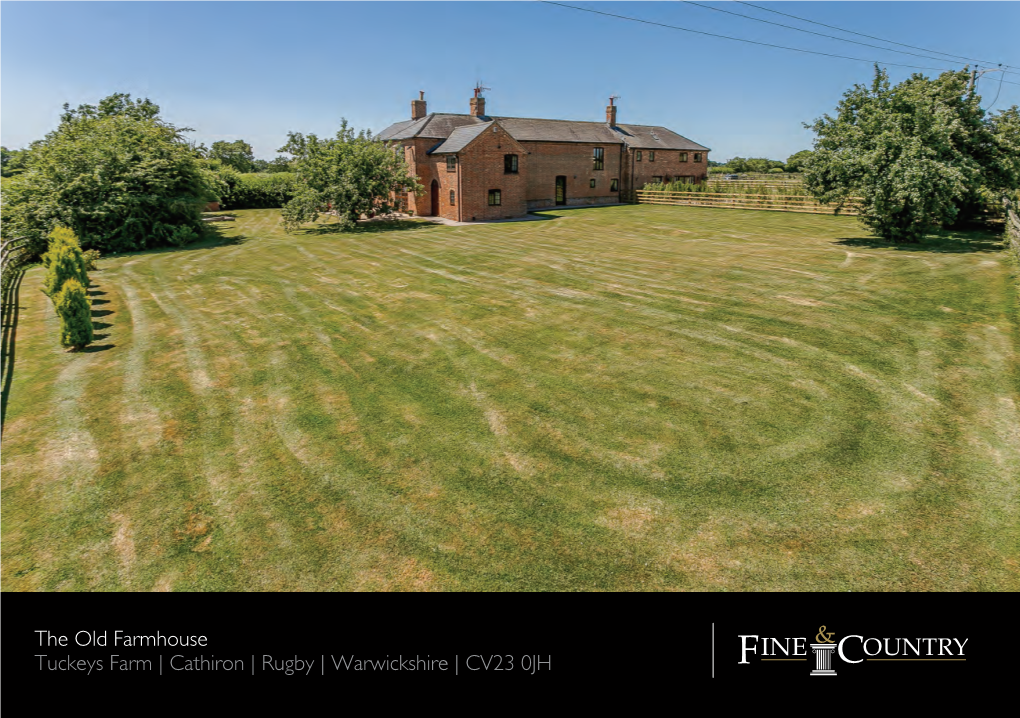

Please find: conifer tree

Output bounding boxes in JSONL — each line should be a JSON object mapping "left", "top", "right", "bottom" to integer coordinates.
{"left": 42, "top": 228, "right": 89, "bottom": 297}
{"left": 54, "top": 278, "right": 93, "bottom": 350}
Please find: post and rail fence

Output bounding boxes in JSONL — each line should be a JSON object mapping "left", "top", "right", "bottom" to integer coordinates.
{"left": 633, "top": 189, "right": 861, "bottom": 216}
{"left": 1, "top": 237, "right": 32, "bottom": 297}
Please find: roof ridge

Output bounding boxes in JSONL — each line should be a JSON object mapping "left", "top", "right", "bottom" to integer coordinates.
{"left": 618, "top": 122, "right": 675, "bottom": 129}
{"left": 495, "top": 115, "right": 611, "bottom": 125}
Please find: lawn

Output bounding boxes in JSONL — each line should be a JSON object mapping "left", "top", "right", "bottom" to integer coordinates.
{"left": 2, "top": 205, "right": 1018, "bottom": 591}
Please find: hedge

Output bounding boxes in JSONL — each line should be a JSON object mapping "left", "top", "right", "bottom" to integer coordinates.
{"left": 219, "top": 172, "right": 298, "bottom": 210}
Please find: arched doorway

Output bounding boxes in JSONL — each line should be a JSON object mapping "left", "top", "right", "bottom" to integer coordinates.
{"left": 431, "top": 180, "right": 440, "bottom": 216}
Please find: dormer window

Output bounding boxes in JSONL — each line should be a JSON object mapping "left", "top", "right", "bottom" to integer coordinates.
{"left": 447, "top": 156, "right": 457, "bottom": 172}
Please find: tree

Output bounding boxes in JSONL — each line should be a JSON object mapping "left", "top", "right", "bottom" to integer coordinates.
{"left": 250, "top": 156, "right": 291, "bottom": 173}
{"left": 1, "top": 146, "right": 30, "bottom": 177}
{"left": 266, "top": 156, "right": 293, "bottom": 173}
{"left": 725, "top": 156, "right": 784, "bottom": 174}
{"left": 727, "top": 157, "right": 749, "bottom": 173}
{"left": 279, "top": 120, "right": 422, "bottom": 231}
{"left": 1, "top": 93, "right": 214, "bottom": 254}
{"left": 54, "top": 278, "right": 93, "bottom": 350}
{"left": 42, "top": 228, "right": 89, "bottom": 298}
{"left": 804, "top": 66, "right": 1020, "bottom": 243}
{"left": 744, "top": 158, "right": 773, "bottom": 174}
{"left": 60, "top": 92, "right": 163, "bottom": 124}
{"left": 209, "top": 139, "right": 256, "bottom": 173}
{"left": 785, "top": 150, "right": 814, "bottom": 173}
{"left": 984, "top": 107, "right": 1020, "bottom": 195}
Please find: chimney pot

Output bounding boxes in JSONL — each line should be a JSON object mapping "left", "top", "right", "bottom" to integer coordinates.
{"left": 411, "top": 92, "right": 427, "bottom": 120}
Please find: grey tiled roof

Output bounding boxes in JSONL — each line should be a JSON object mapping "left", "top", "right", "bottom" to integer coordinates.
{"left": 612, "top": 124, "right": 710, "bottom": 151}
{"left": 378, "top": 112, "right": 709, "bottom": 152}
{"left": 377, "top": 118, "right": 421, "bottom": 140}
{"left": 492, "top": 117, "right": 620, "bottom": 143}
{"left": 378, "top": 114, "right": 484, "bottom": 141}
{"left": 428, "top": 122, "right": 494, "bottom": 154}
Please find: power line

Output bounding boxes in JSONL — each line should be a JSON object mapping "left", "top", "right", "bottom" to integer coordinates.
{"left": 680, "top": 0, "right": 1020, "bottom": 77}
{"left": 982, "top": 72, "right": 1007, "bottom": 112}
{"left": 539, "top": 2, "right": 1020, "bottom": 88}
{"left": 735, "top": 1, "right": 1018, "bottom": 73}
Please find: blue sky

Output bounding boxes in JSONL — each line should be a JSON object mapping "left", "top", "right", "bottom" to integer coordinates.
{"left": 3, "top": 2, "right": 1019, "bottom": 162}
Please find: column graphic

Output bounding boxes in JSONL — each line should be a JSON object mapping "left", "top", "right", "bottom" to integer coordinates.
{"left": 811, "top": 626, "right": 837, "bottom": 676}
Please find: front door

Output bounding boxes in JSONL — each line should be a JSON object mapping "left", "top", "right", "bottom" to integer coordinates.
{"left": 555, "top": 176, "right": 566, "bottom": 206}
{"left": 431, "top": 180, "right": 440, "bottom": 216}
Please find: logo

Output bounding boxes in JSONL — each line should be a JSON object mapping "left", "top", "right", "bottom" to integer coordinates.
{"left": 810, "top": 626, "right": 837, "bottom": 676}
{"left": 738, "top": 626, "right": 969, "bottom": 677}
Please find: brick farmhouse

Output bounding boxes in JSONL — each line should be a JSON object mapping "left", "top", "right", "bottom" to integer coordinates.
{"left": 378, "top": 91, "right": 710, "bottom": 221}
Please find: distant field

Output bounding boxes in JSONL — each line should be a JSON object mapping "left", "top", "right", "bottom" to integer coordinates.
{"left": 2, "top": 206, "right": 1018, "bottom": 591}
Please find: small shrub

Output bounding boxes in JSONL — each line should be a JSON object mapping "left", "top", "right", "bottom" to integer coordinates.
{"left": 82, "top": 249, "right": 101, "bottom": 271}
{"left": 42, "top": 229, "right": 89, "bottom": 298}
{"left": 168, "top": 225, "right": 199, "bottom": 247}
{"left": 54, "top": 278, "right": 93, "bottom": 350}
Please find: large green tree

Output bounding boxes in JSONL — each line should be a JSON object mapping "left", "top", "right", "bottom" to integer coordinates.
{"left": 1, "top": 146, "right": 31, "bottom": 177}
{"left": 209, "top": 139, "right": 256, "bottom": 173}
{"left": 726, "top": 156, "right": 785, "bottom": 174}
{"left": 60, "top": 92, "right": 162, "bottom": 123}
{"left": 804, "top": 66, "right": 1020, "bottom": 243}
{"left": 279, "top": 120, "right": 421, "bottom": 231}
{"left": 1, "top": 94, "right": 214, "bottom": 254}
{"left": 785, "top": 150, "right": 814, "bottom": 173}
{"left": 251, "top": 156, "right": 293, "bottom": 173}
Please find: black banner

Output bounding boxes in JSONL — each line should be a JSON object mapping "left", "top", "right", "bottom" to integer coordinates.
{"left": 3, "top": 592, "right": 1009, "bottom": 701}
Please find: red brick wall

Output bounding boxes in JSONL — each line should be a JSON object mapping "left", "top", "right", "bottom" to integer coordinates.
{"left": 628, "top": 148, "right": 708, "bottom": 189}
{"left": 456, "top": 124, "right": 528, "bottom": 221}
{"left": 403, "top": 138, "right": 446, "bottom": 216}
{"left": 518, "top": 141, "right": 622, "bottom": 209}
{"left": 422, "top": 151, "right": 461, "bottom": 221}
{"left": 400, "top": 134, "right": 708, "bottom": 217}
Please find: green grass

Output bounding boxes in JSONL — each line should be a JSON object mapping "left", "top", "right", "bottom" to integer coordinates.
{"left": 3, "top": 206, "right": 1018, "bottom": 591}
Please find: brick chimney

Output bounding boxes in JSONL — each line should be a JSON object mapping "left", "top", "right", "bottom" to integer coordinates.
{"left": 411, "top": 91, "right": 427, "bottom": 120}
{"left": 470, "top": 95, "right": 486, "bottom": 117}
{"left": 606, "top": 96, "right": 618, "bottom": 125}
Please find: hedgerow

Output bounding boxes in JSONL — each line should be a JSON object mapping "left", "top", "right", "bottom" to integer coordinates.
{"left": 219, "top": 172, "right": 298, "bottom": 210}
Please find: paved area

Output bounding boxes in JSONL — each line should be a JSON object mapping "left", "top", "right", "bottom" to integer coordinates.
{"left": 371, "top": 202, "right": 626, "bottom": 227}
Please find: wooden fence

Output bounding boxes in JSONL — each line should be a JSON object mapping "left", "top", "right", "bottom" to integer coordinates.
{"left": 704, "top": 182, "right": 808, "bottom": 191}
{"left": 634, "top": 189, "right": 860, "bottom": 216}
{"left": 1, "top": 237, "right": 31, "bottom": 296}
